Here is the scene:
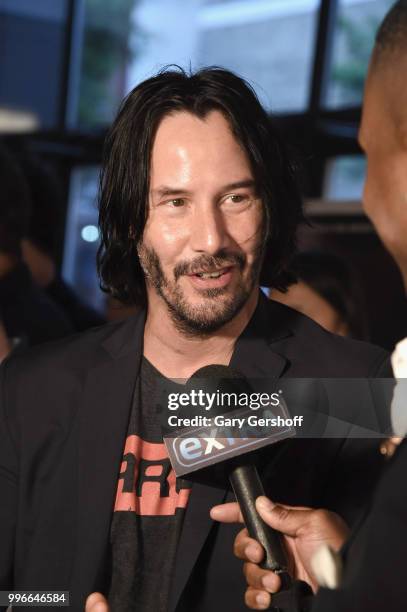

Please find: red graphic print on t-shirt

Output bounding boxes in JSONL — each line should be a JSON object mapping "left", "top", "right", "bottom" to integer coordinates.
{"left": 114, "top": 434, "right": 191, "bottom": 516}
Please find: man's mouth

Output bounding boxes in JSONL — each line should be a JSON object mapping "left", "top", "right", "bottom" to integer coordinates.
{"left": 191, "top": 267, "right": 231, "bottom": 279}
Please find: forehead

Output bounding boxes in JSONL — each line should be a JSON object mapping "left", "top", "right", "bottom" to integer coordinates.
{"left": 153, "top": 109, "right": 235, "bottom": 146}
{"left": 149, "top": 110, "right": 253, "bottom": 184}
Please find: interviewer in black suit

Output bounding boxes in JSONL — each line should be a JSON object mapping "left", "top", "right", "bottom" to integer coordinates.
{"left": 211, "top": 3, "right": 407, "bottom": 610}
{"left": 0, "top": 68, "right": 391, "bottom": 612}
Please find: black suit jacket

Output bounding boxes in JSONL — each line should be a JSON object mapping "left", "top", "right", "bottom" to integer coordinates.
{"left": 272, "top": 440, "right": 407, "bottom": 612}
{"left": 0, "top": 294, "right": 391, "bottom": 611}
{"left": 316, "top": 439, "right": 407, "bottom": 612}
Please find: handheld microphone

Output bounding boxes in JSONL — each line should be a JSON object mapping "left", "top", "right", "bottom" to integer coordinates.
{"left": 163, "top": 365, "right": 293, "bottom": 586}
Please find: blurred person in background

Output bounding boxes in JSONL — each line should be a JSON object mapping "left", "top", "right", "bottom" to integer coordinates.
{"left": 212, "top": 2, "right": 407, "bottom": 610}
{"left": 19, "top": 153, "right": 106, "bottom": 332}
{"left": 270, "top": 251, "right": 368, "bottom": 340}
{"left": 0, "top": 319, "right": 10, "bottom": 363}
{"left": 0, "top": 144, "right": 73, "bottom": 348}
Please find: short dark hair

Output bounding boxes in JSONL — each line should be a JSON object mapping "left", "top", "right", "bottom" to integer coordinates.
{"left": 373, "top": 1, "right": 407, "bottom": 67}
{"left": 97, "top": 66, "right": 304, "bottom": 305}
{"left": 0, "top": 144, "right": 31, "bottom": 257}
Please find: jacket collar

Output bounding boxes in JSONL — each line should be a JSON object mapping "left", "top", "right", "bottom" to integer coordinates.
{"left": 230, "top": 290, "right": 292, "bottom": 378}
{"left": 101, "top": 307, "right": 146, "bottom": 360}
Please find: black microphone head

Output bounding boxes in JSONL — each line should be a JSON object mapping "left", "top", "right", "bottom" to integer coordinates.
{"left": 189, "top": 365, "right": 242, "bottom": 379}
{"left": 163, "top": 364, "right": 295, "bottom": 488}
{"left": 185, "top": 365, "right": 252, "bottom": 418}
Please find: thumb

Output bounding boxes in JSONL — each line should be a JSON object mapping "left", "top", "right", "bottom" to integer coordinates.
{"left": 256, "top": 496, "right": 309, "bottom": 537}
{"left": 85, "top": 592, "right": 109, "bottom": 612}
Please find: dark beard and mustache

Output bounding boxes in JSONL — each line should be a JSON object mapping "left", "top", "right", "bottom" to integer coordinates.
{"left": 137, "top": 242, "right": 265, "bottom": 337}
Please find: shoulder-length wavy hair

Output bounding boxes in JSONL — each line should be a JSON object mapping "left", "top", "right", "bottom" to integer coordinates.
{"left": 97, "top": 66, "right": 304, "bottom": 305}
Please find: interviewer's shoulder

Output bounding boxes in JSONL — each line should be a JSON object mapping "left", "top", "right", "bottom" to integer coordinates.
{"left": 269, "top": 301, "right": 391, "bottom": 377}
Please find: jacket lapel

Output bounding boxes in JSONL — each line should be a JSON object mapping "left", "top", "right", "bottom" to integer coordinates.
{"left": 169, "top": 293, "right": 292, "bottom": 611}
{"left": 230, "top": 296, "right": 289, "bottom": 379}
{"left": 70, "top": 313, "right": 145, "bottom": 608}
{"left": 169, "top": 483, "right": 228, "bottom": 612}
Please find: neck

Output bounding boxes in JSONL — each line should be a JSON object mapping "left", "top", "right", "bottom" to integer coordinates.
{"left": 143, "top": 290, "right": 259, "bottom": 378}
{"left": 0, "top": 253, "right": 17, "bottom": 278}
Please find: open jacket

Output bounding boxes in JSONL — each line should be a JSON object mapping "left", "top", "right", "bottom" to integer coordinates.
{"left": 0, "top": 294, "right": 391, "bottom": 611}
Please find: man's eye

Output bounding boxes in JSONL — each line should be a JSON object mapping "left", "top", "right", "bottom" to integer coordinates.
{"left": 169, "top": 198, "right": 185, "bottom": 207}
{"left": 227, "top": 194, "right": 247, "bottom": 204}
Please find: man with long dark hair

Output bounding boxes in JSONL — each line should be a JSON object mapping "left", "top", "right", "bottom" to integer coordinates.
{"left": 0, "top": 68, "right": 391, "bottom": 612}
{"left": 97, "top": 68, "right": 302, "bottom": 323}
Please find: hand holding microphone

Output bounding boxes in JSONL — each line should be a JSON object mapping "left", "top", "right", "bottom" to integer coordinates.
{"left": 211, "top": 496, "right": 349, "bottom": 609}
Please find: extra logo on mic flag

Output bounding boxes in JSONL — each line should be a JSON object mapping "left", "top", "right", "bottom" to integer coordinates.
{"left": 164, "top": 400, "right": 295, "bottom": 478}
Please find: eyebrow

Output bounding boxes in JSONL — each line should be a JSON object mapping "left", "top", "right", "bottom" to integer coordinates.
{"left": 151, "top": 179, "right": 257, "bottom": 199}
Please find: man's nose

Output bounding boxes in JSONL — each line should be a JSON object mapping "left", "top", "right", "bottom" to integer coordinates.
{"left": 189, "top": 205, "right": 228, "bottom": 254}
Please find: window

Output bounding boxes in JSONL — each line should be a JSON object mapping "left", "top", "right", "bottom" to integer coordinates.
{"left": 74, "top": 0, "right": 135, "bottom": 128}
{"left": 0, "top": 0, "right": 69, "bottom": 130}
{"left": 323, "top": 155, "right": 366, "bottom": 201}
{"left": 73, "top": 0, "right": 320, "bottom": 127}
{"left": 325, "top": 0, "right": 393, "bottom": 108}
{"left": 62, "top": 166, "right": 104, "bottom": 312}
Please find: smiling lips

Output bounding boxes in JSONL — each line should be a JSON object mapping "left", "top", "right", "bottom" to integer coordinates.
{"left": 187, "top": 266, "right": 234, "bottom": 289}
{"left": 194, "top": 267, "right": 229, "bottom": 278}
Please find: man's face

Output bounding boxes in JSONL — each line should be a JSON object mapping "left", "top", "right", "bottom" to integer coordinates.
{"left": 138, "top": 110, "right": 265, "bottom": 335}
{"left": 359, "top": 69, "right": 407, "bottom": 276}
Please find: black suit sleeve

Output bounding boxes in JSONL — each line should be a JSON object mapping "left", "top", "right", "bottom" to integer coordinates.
{"left": 369, "top": 352, "right": 393, "bottom": 377}
{"left": 0, "top": 358, "right": 18, "bottom": 590}
{"left": 270, "top": 581, "right": 313, "bottom": 611}
{"left": 271, "top": 442, "right": 407, "bottom": 612}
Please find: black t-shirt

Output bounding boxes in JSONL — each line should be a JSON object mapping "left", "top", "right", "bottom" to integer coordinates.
{"left": 108, "top": 358, "right": 192, "bottom": 612}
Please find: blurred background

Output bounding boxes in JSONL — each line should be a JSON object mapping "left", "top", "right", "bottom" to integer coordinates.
{"left": 0, "top": 0, "right": 405, "bottom": 350}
